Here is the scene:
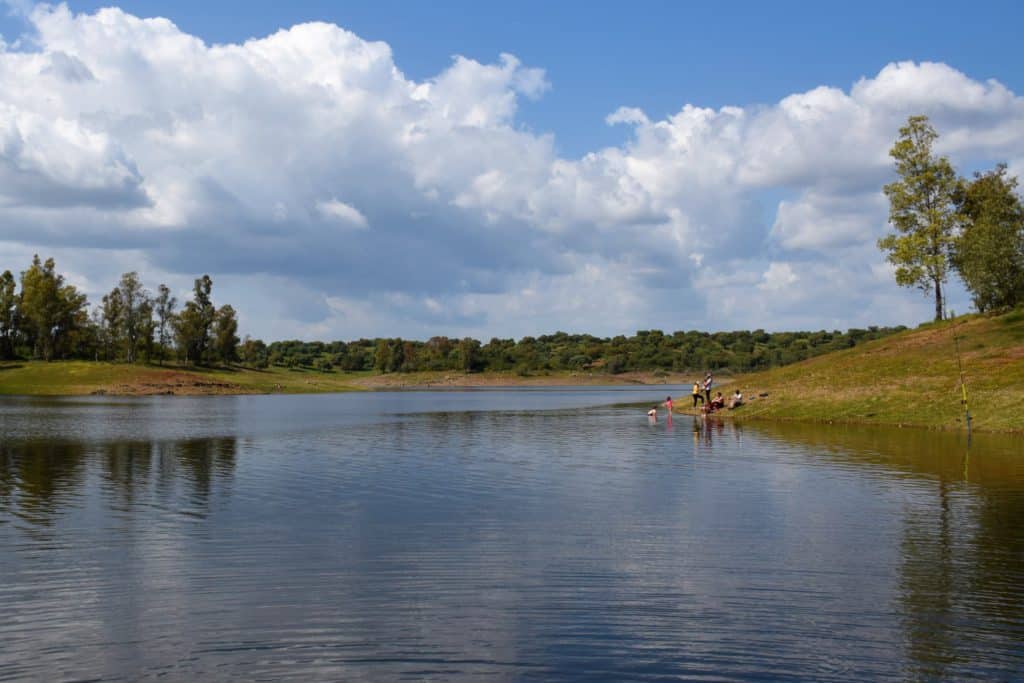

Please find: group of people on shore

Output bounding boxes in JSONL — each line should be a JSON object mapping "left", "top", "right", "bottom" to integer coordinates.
{"left": 691, "top": 373, "right": 742, "bottom": 413}
{"left": 648, "top": 372, "right": 744, "bottom": 422}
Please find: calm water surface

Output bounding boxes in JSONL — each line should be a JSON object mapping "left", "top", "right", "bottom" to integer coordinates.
{"left": 1, "top": 390, "right": 1022, "bottom": 681}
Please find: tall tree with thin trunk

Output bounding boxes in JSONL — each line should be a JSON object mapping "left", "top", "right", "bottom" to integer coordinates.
{"left": 116, "top": 271, "right": 150, "bottom": 363}
{"left": 174, "top": 275, "right": 215, "bottom": 364}
{"left": 101, "top": 288, "right": 124, "bottom": 361}
{"left": 879, "top": 115, "right": 959, "bottom": 321}
{"left": 154, "top": 284, "right": 177, "bottom": 365}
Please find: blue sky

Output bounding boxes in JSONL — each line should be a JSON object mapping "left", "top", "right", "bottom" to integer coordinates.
{"left": 1, "top": 1, "right": 1022, "bottom": 339}
{"left": 5, "top": 0, "right": 1021, "bottom": 157}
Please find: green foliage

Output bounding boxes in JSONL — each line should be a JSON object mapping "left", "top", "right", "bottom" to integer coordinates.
{"left": 17, "top": 256, "right": 89, "bottom": 361}
{"left": 239, "top": 336, "right": 269, "bottom": 368}
{"left": 879, "top": 115, "right": 960, "bottom": 321}
{"left": 952, "top": 164, "right": 1024, "bottom": 312}
{"left": 458, "top": 337, "right": 482, "bottom": 373}
{"left": 175, "top": 275, "right": 216, "bottom": 364}
{"left": 154, "top": 284, "right": 177, "bottom": 365}
{"left": 115, "top": 271, "right": 150, "bottom": 363}
{"left": 213, "top": 304, "right": 240, "bottom": 364}
{"left": 0, "top": 256, "right": 912, "bottom": 379}
{"left": 263, "top": 326, "right": 904, "bottom": 376}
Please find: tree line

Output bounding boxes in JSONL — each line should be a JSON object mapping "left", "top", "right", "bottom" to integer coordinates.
{"left": 1, "top": 256, "right": 904, "bottom": 374}
{"left": 259, "top": 326, "right": 903, "bottom": 376}
{"left": 880, "top": 115, "right": 1024, "bottom": 319}
{"left": 0, "top": 257, "right": 238, "bottom": 364}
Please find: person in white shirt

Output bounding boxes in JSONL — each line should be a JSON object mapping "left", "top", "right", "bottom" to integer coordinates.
{"left": 729, "top": 389, "right": 743, "bottom": 409}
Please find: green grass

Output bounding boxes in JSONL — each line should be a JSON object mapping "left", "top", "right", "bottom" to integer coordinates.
{"left": 0, "top": 361, "right": 367, "bottom": 396}
{"left": 0, "top": 361, "right": 689, "bottom": 396}
{"left": 698, "top": 311, "right": 1024, "bottom": 433}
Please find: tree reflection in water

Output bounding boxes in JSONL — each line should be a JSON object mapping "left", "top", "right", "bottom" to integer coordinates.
{"left": 750, "top": 422, "right": 1024, "bottom": 679}
{"left": 0, "top": 436, "right": 238, "bottom": 526}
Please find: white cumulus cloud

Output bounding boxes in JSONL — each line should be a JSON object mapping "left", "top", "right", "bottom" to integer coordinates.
{"left": 0, "top": 4, "right": 1022, "bottom": 339}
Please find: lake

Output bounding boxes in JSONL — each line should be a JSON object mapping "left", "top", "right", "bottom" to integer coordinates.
{"left": 1, "top": 389, "right": 1022, "bottom": 681}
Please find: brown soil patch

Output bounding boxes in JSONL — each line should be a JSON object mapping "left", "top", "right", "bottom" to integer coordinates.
{"left": 98, "top": 370, "right": 241, "bottom": 396}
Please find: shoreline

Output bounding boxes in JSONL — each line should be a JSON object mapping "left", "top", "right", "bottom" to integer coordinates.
{"left": 4, "top": 309, "right": 1023, "bottom": 435}
{"left": 670, "top": 404, "right": 1015, "bottom": 434}
{"left": 0, "top": 360, "right": 705, "bottom": 397}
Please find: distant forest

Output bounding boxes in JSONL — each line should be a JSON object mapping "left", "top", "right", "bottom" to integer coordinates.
{"left": 264, "top": 326, "right": 904, "bottom": 376}
{"left": 0, "top": 255, "right": 905, "bottom": 375}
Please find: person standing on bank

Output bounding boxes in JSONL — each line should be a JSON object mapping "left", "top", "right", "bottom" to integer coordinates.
{"left": 692, "top": 381, "right": 704, "bottom": 408}
{"left": 703, "top": 372, "right": 713, "bottom": 405}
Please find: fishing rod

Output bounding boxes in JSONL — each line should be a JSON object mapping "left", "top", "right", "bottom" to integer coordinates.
{"left": 952, "top": 322, "right": 972, "bottom": 440}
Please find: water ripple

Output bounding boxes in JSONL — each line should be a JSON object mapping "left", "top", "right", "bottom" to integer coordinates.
{"left": 1, "top": 393, "right": 1022, "bottom": 680}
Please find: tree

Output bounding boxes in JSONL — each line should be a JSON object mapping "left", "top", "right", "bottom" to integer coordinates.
{"left": 154, "top": 284, "right": 177, "bottom": 364}
{"left": 0, "top": 270, "right": 16, "bottom": 359}
{"left": 374, "top": 339, "right": 391, "bottom": 373}
{"left": 19, "top": 256, "right": 88, "bottom": 360}
{"left": 388, "top": 338, "right": 404, "bottom": 373}
{"left": 115, "top": 272, "right": 150, "bottom": 363}
{"left": 54, "top": 284, "right": 89, "bottom": 360}
{"left": 174, "top": 275, "right": 216, "bottom": 364}
{"left": 879, "top": 115, "right": 960, "bottom": 321}
{"left": 137, "top": 298, "right": 155, "bottom": 362}
{"left": 100, "top": 288, "right": 124, "bottom": 361}
{"left": 952, "top": 164, "right": 1024, "bottom": 312}
{"left": 458, "top": 337, "right": 481, "bottom": 373}
{"left": 239, "top": 336, "right": 269, "bottom": 368}
{"left": 212, "top": 304, "right": 240, "bottom": 364}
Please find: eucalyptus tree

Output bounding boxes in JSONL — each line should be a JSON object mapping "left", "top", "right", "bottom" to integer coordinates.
{"left": 100, "top": 289, "right": 124, "bottom": 361}
{"left": 154, "top": 284, "right": 177, "bottom": 364}
{"left": 115, "top": 272, "right": 150, "bottom": 363}
{"left": 175, "top": 275, "right": 216, "bottom": 364}
{"left": 879, "top": 115, "right": 960, "bottom": 321}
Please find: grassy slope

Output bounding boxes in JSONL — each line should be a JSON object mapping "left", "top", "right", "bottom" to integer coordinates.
{"left": 0, "top": 361, "right": 368, "bottom": 396}
{"left": 700, "top": 311, "right": 1024, "bottom": 433}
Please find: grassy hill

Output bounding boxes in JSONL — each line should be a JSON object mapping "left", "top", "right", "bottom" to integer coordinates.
{"left": 696, "top": 310, "right": 1024, "bottom": 433}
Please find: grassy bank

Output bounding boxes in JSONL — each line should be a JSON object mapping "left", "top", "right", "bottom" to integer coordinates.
{"left": 0, "top": 361, "right": 690, "bottom": 396}
{"left": 0, "top": 361, "right": 370, "bottom": 396}
{"left": 680, "top": 311, "right": 1024, "bottom": 433}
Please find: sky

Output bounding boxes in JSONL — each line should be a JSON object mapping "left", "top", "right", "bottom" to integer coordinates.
{"left": 1, "top": 1, "right": 1022, "bottom": 341}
